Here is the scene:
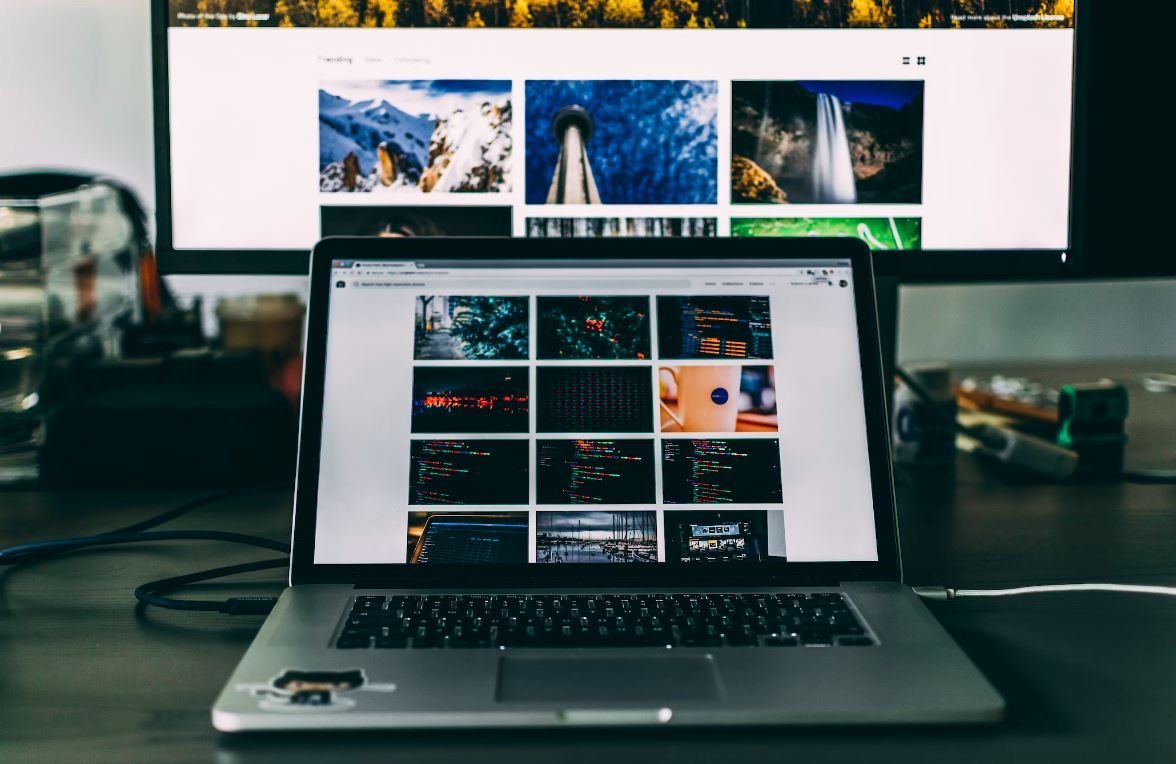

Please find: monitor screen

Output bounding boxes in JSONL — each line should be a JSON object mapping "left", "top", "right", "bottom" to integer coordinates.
{"left": 311, "top": 258, "right": 879, "bottom": 566}
{"left": 158, "top": 1, "right": 1079, "bottom": 272}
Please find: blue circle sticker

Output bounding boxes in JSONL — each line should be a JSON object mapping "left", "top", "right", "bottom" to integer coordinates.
{"left": 710, "top": 387, "right": 730, "bottom": 405}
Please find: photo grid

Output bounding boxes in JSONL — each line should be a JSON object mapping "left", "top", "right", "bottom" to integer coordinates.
{"left": 317, "top": 78, "right": 924, "bottom": 251}
{"left": 406, "top": 292, "right": 788, "bottom": 565}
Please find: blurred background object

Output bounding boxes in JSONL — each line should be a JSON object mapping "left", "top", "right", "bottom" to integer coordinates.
{"left": 0, "top": 172, "right": 142, "bottom": 482}
{"left": 0, "top": 170, "right": 300, "bottom": 487}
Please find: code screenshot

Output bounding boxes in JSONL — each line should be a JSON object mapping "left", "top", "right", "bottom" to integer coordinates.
{"left": 536, "top": 366, "right": 653, "bottom": 433}
{"left": 409, "top": 440, "right": 529, "bottom": 504}
{"left": 657, "top": 296, "right": 774, "bottom": 359}
{"left": 536, "top": 439, "right": 656, "bottom": 504}
{"left": 661, "top": 439, "right": 783, "bottom": 504}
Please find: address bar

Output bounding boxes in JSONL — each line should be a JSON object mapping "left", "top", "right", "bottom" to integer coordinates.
{"left": 352, "top": 278, "right": 695, "bottom": 289}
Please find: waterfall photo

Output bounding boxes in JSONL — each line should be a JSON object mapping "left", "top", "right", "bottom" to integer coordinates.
{"left": 319, "top": 80, "right": 512, "bottom": 194}
{"left": 731, "top": 80, "right": 924, "bottom": 205}
{"left": 525, "top": 80, "right": 718, "bottom": 205}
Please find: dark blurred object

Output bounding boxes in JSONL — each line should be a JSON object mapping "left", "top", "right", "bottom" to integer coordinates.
{"left": 1, "top": 171, "right": 299, "bottom": 488}
{"left": 216, "top": 294, "right": 306, "bottom": 408}
{"left": 41, "top": 349, "right": 296, "bottom": 489}
{"left": 120, "top": 293, "right": 205, "bottom": 357}
{"left": 957, "top": 373, "right": 1134, "bottom": 479}
{"left": 217, "top": 294, "right": 304, "bottom": 361}
{"left": 893, "top": 363, "right": 958, "bottom": 468}
{"left": 1057, "top": 381, "right": 1129, "bottom": 477}
{"left": 956, "top": 374, "right": 1061, "bottom": 425}
{"left": 0, "top": 171, "right": 145, "bottom": 482}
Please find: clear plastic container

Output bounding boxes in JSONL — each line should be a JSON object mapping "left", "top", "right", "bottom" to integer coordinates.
{"left": 0, "top": 175, "right": 140, "bottom": 482}
{"left": 0, "top": 179, "right": 134, "bottom": 273}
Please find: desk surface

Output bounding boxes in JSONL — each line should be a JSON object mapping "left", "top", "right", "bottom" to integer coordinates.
{"left": 2, "top": 362, "right": 1175, "bottom": 763}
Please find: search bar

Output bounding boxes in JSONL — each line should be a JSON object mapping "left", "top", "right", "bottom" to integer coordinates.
{"left": 352, "top": 279, "right": 694, "bottom": 289}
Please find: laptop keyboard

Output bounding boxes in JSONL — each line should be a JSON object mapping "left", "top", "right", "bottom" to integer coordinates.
{"left": 335, "top": 593, "right": 874, "bottom": 649}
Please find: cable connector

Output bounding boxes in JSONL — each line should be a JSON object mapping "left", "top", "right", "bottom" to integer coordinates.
{"left": 224, "top": 597, "right": 279, "bottom": 615}
{"left": 912, "top": 586, "right": 954, "bottom": 600}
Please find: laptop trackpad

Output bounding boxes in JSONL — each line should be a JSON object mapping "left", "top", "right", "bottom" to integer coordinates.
{"left": 497, "top": 655, "right": 722, "bottom": 703}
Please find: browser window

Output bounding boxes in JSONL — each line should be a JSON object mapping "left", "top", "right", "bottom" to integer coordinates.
{"left": 312, "top": 260, "right": 879, "bottom": 565}
{"left": 164, "top": 1, "right": 1077, "bottom": 255}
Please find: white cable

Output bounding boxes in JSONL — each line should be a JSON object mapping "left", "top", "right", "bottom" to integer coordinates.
{"left": 954, "top": 584, "right": 1176, "bottom": 597}
{"left": 915, "top": 584, "right": 1176, "bottom": 600}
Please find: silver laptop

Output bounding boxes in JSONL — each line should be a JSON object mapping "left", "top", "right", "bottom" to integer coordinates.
{"left": 212, "top": 236, "right": 1003, "bottom": 731}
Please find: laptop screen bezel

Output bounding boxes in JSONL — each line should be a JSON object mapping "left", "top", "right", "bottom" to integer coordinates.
{"left": 290, "top": 237, "right": 900, "bottom": 587}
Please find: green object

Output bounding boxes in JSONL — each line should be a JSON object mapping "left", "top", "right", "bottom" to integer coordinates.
{"left": 730, "top": 217, "right": 922, "bottom": 251}
{"left": 1057, "top": 382, "right": 1129, "bottom": 475}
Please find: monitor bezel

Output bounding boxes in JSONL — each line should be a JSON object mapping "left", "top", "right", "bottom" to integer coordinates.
{"left": 150, "top": 0, "right": 1089, "bottom": 282}
{"left": 289, "top": 236, "right": 901, "bottom": 587}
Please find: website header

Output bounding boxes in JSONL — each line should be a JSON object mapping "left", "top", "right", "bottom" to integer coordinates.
{"left": 169, "top": 0, "right": 1075, "bottom": 30}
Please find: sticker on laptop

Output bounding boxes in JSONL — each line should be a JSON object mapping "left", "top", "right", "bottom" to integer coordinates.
{"left": 236, "top": 668, "right": 396, "bottom": 712}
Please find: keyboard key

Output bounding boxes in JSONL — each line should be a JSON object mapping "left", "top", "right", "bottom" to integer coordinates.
{"left": 837, "top": 636, "right": 875, "bottom": 647}
{"left": 763, "top": 635, "right": 799, "bottom": 647}
{"left": 799, "top": 632, "right": 834, "bottom": 646}
{"left": 681, "top": 635, "right": 723, "bottom": 647}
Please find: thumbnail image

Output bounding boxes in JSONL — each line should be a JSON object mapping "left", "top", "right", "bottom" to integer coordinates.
{"left": 415, "top": 295, "right": 528, "bottom": 360}
{"left": 409, "top": 440, "right": 529, "bottom": 505}
{"left": 731, "top": 217, "right": 922, "bottom": 251}
{"left": 732, "top": 81, "right": 924, "bottom": 204}
{"left": 526, "top": 218, "right": 717, "bottom": 238}
{"left": 406, "top": 511, "right": 529, "bottom": 564}
{"left": 537, "top": 439, "right": 655, "bottom": 505}
{"left": 525, "top": 80, "right": 717, "bottom": 205}
{"left": 659, "top": 365, "right": 777, "bottom": 433}
{"left": 661, "top": 439, "right": 783, "bottom": 504}
{"left": 537, "top": 296, "right": 651, "bottom": 360}
{"left": 536, "top": 511, "right": 657, "bottom": 564}
{"left": 657, "top": 296, "right": 774, "bottom": 360}
{"left": 663, "top": 510, "right": 787, "bottom": 563}
{"left": 319, "top": 80, "right": 511, "bottom": 194}
{"left": 411, "top": 367, "right": 528, "bottom": 433}
{"left": 321, "top": 206, "right": 512, "bottom": 237}
{"left": 537, "top": 367, "right": 653, "bottom": 433}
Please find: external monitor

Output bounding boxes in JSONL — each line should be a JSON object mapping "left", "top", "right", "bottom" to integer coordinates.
{"left": 153, "top": 1, "right": 1085, "bottom": 279}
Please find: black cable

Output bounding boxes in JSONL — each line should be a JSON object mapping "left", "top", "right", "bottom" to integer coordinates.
{"left": 0, "top": 491, "right": 291, "bottom": 616}
{"left": 135, "top": 558, "right": 288, "bottom": 614}
{"left": 0, "top": 530, "right": 289, "bottom": 567}
{"left": 0, "top": 484, "right": 276, "bottom": 561}
{"left": 113, "top": 489, "right": 260, "bottom": 534}
{"left": 1121, "top": 470, "right": 1176, "bottom": 485}
{"left": 895, "top": 365, "right": 937, "bottom": 405}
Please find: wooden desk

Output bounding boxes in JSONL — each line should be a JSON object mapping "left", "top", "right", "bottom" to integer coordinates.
{"left": 2, "top": 363, "right": 1174, "bottom": 763}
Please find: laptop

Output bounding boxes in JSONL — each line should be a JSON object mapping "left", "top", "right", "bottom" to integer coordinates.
{"left": 212, "top": 236, "right": 1003, "bottom": 730}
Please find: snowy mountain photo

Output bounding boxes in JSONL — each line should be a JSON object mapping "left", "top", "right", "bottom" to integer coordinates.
{"left": 319, "top": 80, "right": 512, "bottom": 194}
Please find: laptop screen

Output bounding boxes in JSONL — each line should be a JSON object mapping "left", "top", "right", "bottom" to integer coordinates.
{"left": 312, "top": 258, "right": 878, "bottom": 566}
